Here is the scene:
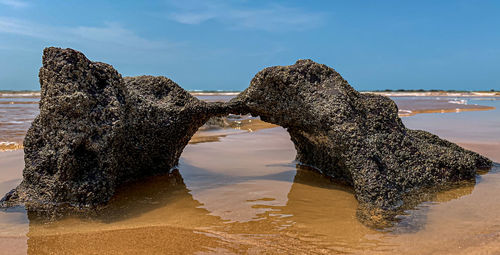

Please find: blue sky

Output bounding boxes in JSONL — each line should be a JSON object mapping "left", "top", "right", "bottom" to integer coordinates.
{"left": 0, "top": 0, "right": 499, "bottom": 91}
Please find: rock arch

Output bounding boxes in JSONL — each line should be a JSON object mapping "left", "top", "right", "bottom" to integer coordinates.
{"left": 1, "top": 48, "right": 492, "bottom": 226}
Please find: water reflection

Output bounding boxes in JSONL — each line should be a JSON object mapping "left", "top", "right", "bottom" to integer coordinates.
{"left": 17, "top": 127, "right": 489, "bottom": 254}
{"left": 24, "top": 162, "right": 374, "bottom": 254}
{"left": 22, "top": 162, "right": 486, "bottom": 254}
{"left": 25, "top": 170, "right": 240, "bottom": 254}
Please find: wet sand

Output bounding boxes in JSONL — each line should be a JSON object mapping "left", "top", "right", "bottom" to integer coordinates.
{"left": 0, "top": 95, "right": 499, "bottom": 254}
{"left": 0, "top": 150, "right": 23, "bottom": 195}
{"left": 27, "top": 226, "right": 246, "bottom": 255}
{"left": 457, "top": 142, "right": 500, "bottom": 162}
{"left": 2, "top": 126, "right": 497, "bottom": 254}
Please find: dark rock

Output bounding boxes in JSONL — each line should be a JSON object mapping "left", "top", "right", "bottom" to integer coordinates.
{"left": 0, "top": 48, "right": 227, "bottom": 212}
{"left": 1, "top": 49, "right": 492, "bottom": 227}
{"left": 198, "top": 116, "right": 231, "bottom": 130}
{"left": 228, "top": 59, "right": 492, "bottom": 226}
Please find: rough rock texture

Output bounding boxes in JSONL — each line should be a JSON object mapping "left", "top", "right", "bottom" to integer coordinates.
{"left": 0, "top": 48, "right": 227, "bottom": 211}
{"left": 0, "top": 48, "right": 492, "bottom": 226}
{"left": 228, "top": 59, "right": 492, "bottom": 226}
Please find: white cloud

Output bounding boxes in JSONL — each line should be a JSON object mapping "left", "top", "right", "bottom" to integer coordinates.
{"left": 0, "top": 0, "right": 29, "bottom": 8}
{"left": 0, "top": 17, "right": 45, "bottom": 38}
{"left": 170, "top": 12, "right": 217, "bottom": 25}
{"left": 166, "top": 0, "right": 324, "bottom": 31}
{"left": 71, "top": 22, "right": 167, "bottom": 49}
{"left": 0, "top": 17, "right": 171, "bottom": 50}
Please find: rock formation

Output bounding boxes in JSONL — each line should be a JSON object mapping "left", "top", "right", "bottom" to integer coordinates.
{"left": 1, "top": 48, "right": 492, "bottom": 226}
{"left": 228, "top": 60, "right": 492, "bottom": 226}
{"left": 0, "top": 48, "right": 228, "bottom": 212}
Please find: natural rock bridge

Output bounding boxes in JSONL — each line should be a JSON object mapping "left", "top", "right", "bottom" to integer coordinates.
{"left": 0, "top": 48, "right": 492, "bottom": 226}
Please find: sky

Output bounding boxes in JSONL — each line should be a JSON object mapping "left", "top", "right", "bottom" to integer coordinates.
{"left": 0, "top": 0, "right": 499, "bottom": 91}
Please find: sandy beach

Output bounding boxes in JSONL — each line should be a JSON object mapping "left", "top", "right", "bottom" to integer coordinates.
{"left": 1, "top": 1, "right": 498, "bottom": 253}
{"left": 0, "top": 94, "right": 499, "bottom": 254}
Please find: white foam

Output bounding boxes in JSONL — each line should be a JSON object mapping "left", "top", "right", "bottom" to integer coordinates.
{"left": 0, "top": 141, "right": 19, "bottom": 146}
{"left": 398, "top": 110, "right": 413, "bottom": 114}
{"left": 448, "top": 99, "right": 467, "bottom": 105}
{"left": 0, "top": 92, "right": 40, "bottom": 97}
{"left": 4, "top": 120, "right": 24, "bottom": 124}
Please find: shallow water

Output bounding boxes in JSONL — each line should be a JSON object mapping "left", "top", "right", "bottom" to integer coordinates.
{"left": 0, "top": 95, "right": 38, "bottom": 150}
{"left": 0, "top": 93, "right": 494, "bottom": 150}
{"left": 393, "top": 96, "right": 496, "bottom": 116}
{"left": 0, "top": 95, "right": 499, "bottom": 254}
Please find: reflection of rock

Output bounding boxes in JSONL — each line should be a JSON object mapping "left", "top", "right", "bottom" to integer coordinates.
{"left": 25, "top": 170, "right": 241, "bottom": 254}
{"left": 283, "top": 165, "right": 374, "bottom": 244}
{"left": 387, "top": 179, "right": 475, "bottom": 233}
{"left": 0, "top": 48, "right": 229, "bottom": 212}
{"left": 180, "top": 127, "right": 297, "bottom": 223}
{"left": 229, "top": 59, "right": 492, "bottom": 226}
{"left": 94, "top": 169, "right": 196, "bottom": 222}
{"left": 281, "top": 165, "right": 476, "bottom": 249}
{"left": 25, "top": 169, "right": 214, "bottom": 224}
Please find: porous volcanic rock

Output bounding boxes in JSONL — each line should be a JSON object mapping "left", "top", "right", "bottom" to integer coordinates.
{"left": 228, "top": 59, "right": 492, "bottom": 226}
{"left": 1, "top": 49, "right": 493, "bottom": 227}
{"left": 0, "top": 48, "right": 227, "bottom": 212}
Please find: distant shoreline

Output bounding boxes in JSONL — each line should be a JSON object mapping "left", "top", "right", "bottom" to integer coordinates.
{"left": 363, "top": 91, "right": 500, "bottom": 97}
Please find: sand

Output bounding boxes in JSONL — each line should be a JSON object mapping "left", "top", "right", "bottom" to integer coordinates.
{"left": 0, "top": 150, "right": 23, "bottom": 196}
{"left": 458, "top": 142, "right": 500, "bottom": 163}
{"left": 1, "top": 127, "right": 497, "bottom": 254}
